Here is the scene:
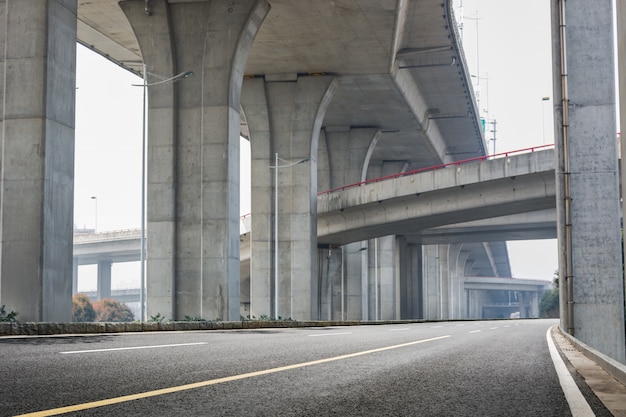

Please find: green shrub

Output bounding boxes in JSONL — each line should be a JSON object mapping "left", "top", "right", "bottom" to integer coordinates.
{"left": 0, "top": 305, "right": 17, "bottom": 322}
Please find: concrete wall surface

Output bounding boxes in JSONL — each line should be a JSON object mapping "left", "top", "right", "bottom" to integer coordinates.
{"left": 0, "top": 1, "right": 77, "bottom": 322}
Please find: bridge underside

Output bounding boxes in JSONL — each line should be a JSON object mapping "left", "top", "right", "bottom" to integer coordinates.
{"left": 2, "top": 0, "right": 514, "bottom": 325}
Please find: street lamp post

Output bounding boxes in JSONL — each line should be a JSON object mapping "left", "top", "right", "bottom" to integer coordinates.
{"left": 270, "top": 153, "right": 309, "bottom": 319}
{"left": 90, "top": 196, "right": 97, "bottom": 232}
{"left": 134, "top": 65, "right": 194, "bottom": 321}
{"left": 542, "top": 96, "right": 550, "bottom": 144}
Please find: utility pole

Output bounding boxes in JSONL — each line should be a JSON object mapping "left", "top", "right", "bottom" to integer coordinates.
{"left": 489, "top": 119, "right": 497, "bottom": 155}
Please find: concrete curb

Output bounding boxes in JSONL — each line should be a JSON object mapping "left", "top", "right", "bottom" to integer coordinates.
{"left": 557, "top": 326, "right": 626, "bottom": 387}
{"left": 0, "top": 319, "right": 437, "bottom": 336}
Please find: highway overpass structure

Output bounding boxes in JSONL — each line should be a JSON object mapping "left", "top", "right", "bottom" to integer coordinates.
{"left": 74, "top": 149, "right": 554, "bottom": 321}
{"left": 0, "top": 1, "right": 624, "bottom": 363}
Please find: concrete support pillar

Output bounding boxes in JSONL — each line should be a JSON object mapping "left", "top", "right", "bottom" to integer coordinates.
{"left": 0, "top": 1, "right": 77, "bottom": 322}
{"left": 96, "top": 260, "right": 112, "bottom": 300}
{"left": 518, "top": 292, "right": 527, "bottom": 318}
{"left": 410, "top": 244, "right": 424, "bottom": 319}
{"left": 366, "top": 239, "right": 380, "bottom": 320}
{"left": 72, "top": 257, "right": 79, "bottom": 295}
{"left": 344, "top": 242, "right": 368, "bottom": 320}
{"left": 364, "top": 160, "right": 406, "bottom": 320}
{"left": 324, "top": 128, "right": 381, "bottom": 320}
{"left": 377, "top": 236, "right": 397, "bottom": 320}
{"left": 317, "top": 246, "right": 342, "bottom": 320}
{"left": 398, "top": 238, "right": 422, "bottom": 319}
{"left": 398, "top": 236, "right": 409, "bottom": 319}
{"left": 121, "top": 0, "right": 270, "bottom": 321}
{"left": 444, "top": 244, "right": 460, "bottom": 319}
{"left": 467, "top": 289, "right": 481, "bottom": 319}
{"left": 437, "top": 245, "right": 450, "bottom": 320}
{"left": 422, "top": 244, "right": 441, "bottom": 320}
{"left": 530, "top": 291, "right": 539, "bottom": 318}
{"left": 552, "top": 0, "right": 626, "bottom": 362}
{"left": 242, "top": 75, "right": 336, "bottom": 320}
{"left": 452, "top": 248, "right": 471, "bottom": 319}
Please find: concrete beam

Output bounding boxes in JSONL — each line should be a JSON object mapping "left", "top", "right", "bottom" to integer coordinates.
{"left": 318, "top": 150, "right": 556, "bottom": 245}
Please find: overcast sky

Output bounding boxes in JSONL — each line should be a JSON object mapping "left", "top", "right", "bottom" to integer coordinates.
{"left": 74, "top": 0, "right": 562, "bottom": 290}
{"left": 456, "top": 0, "right": 558, "bottom": 281}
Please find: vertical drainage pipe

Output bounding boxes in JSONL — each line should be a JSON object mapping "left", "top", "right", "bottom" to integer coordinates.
{"left": 558, "top": 0, "right": 575, "bottom": 335}
{"left": 341, "top": 246, "right": 345, "bottom": 321}
{"left": 375, "top": 238, "right": 379, "bottom": 320}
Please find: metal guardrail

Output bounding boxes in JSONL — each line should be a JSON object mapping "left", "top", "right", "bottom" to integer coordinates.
{"left": 318, "top": 144, "right": 555, "bottom": 196}
{"left": 75, "top": 214, "right": 254, "bottom": 241}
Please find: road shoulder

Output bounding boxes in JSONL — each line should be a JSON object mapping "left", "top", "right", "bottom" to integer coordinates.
{"left": 552, "top": 326, "right": 626, "bottom": 416}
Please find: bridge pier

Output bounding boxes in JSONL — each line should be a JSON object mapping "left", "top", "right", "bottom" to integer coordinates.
{"left": 242, "top": 75, "right": 336, "bottom": 320}
{"left": 552, "top": 0, "right": 626, "bottom": 362}
{"left": 121, "top": 0, "right": 270, "bottom": 321}
{"left": 96, "top": 260, "right": 112, "bottom": 300}
{"left": 0, "top": 1, "right": 77, "bottom": 322}
{"left": 323, "top": 128, "right": 382, "bottom": 320}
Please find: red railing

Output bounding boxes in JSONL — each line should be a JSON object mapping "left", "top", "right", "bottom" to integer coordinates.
{"left": 317, "top": 144, "right": 555, "bottom": 196}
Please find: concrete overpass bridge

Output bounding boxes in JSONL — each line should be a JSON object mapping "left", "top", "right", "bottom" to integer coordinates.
{"left": 1, "top": 1, "right": 624, "bottom": 363}
{"left": 74, "top": 148, "right": 554, "bottom": 320}
{"left": 5, "top": 0, "right": 490, "bottom": 324}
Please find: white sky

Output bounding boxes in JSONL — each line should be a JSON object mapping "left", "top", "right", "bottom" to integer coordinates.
{"left": 456, "top": 0, "right": 558, "bottom": 280}
{"left": 74, "top": 0, "right": 562, "bottom": 290}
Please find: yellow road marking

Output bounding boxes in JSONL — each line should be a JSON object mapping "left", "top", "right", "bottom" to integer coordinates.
{"left": 15, "top": 335, "right": 451, "bottom": 417}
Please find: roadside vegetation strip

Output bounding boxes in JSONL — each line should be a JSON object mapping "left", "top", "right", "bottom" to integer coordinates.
{"left": 546, "top": 327, "right": 594, "bottom": 417}
{"left": 15, "top": 335, "right": 451, "bottom": 417}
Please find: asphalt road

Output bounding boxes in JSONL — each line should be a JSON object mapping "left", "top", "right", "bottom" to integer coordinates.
{"left": 0, "top": 319, "right": 612, "bottom": 416}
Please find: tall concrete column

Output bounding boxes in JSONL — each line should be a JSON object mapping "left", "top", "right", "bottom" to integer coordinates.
{"left": 530, "top": 291, "right": 539, "bottom": 318}
{"left": 72, "top": 257, "right": 79, "bottom": 295}
{"left": 0, "top": 1, "right": 76, "bottom": 322}
{"left": 552, "top": 0, "right": 626, "bottom": 362}
{"left": 242, "top": 75, "right": 336, "bottom": 320}
{"left": 344, "top": 241, "right": 369, "bottom": 320}
{"left": 121, "top": 0, "right": 270, "bottom": 321}
{"left": 422, "top": 244, "right": 441, "bottom": 320}
{"left": 410, "top": 244, "right": 424, "bottom": 319}
{"left": 399, "top": 238, "right": 423, "bottom": 319}
{"left": 451, "top": 247, "right": 470, "bottom": 319}
{"left": 437, "top": 244, "right": 450, "bottom": 320}
{"left": 373, "top": 235, "right": 397, "bottom": 320}
{"left": 517, "top": 291, "right": 530, "bottom": 319}
{"left": 324, "top": 128, "right": 381, "bottom": 320}
{"left": 242, "top": 78, "right": 272, "bottom": 318}
{"left": 96, "top": 260, "right": 112, "bottom": 300}
{"left": 317, "top": 246, "right": 342, "bottom": 320}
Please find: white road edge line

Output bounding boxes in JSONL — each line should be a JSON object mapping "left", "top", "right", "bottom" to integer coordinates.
{"left": 60, "top": 342, "right": 208, "bottom": 354}
{"left": 546, "top": 327, "right": 595, "bottom": 417}
{"left": 469, "top": 330, "right": 481, "bottom": 333}
{"left": 307, "top": 332, "right": 352, "bottom": 337}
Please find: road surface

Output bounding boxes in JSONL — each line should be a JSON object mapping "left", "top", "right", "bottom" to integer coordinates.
{"left": 0, "top": 319, "right": 612, "bottom": 416}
